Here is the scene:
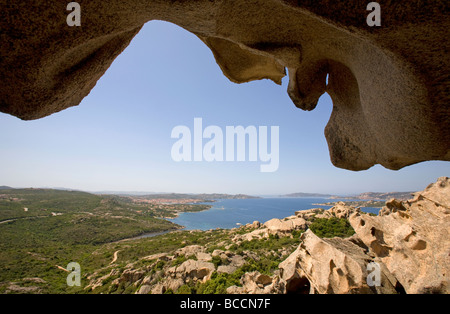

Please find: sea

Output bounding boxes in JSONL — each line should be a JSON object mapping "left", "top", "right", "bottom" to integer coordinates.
{"left": 168, "top": 197, "right": 381, "bottom": 231}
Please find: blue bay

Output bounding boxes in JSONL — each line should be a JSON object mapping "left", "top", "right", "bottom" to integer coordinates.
{"left": 168, "top": 198, "right": 381, "bottom": 231}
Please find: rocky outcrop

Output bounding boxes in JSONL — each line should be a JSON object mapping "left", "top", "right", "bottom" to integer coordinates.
{"left": 233, "top": 215, "right": 308, "bottom": 242}
{"left": 349, "top": 177, "right": 450, "bottom": 294}
{"left": 83, "top": 178, "right": 448, "bottom": 294}
{"left": 1, "top": 2, "right": 449, "bottom": 171}
{"left": 316, "top": 202, "right": 357, "bottom": 219}
{"left": 295, "top": 204, "right": 359, "bottom": 221}
{"left": 168, "top": 259, "right": 215, "bottom": 282}
{"left": 278, "top": 177, "right": 450, "bottom": 294}
{"left": 227, "top": 271, "right": 283, "bottom": 294}
{"left": 264, "top": 217, "right": 307, "bottom": 236}
{"left": 174, "top": 245, "right": 206, "bottom": 258}
{"left": 278, "top": 230, "right": 398, "bottom": 294}
{"left": 3, "top": 278, "right": 47, "bottom": 294}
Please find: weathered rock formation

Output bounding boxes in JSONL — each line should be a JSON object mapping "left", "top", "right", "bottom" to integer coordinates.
{"left": 264, "top": 217, "right": 308, "bottom": 236}
{"left": 226, "top": 271, "right": 283, "bottom": 294}
{"left": 278, "top": 230, "right": 399, "bottom": 294}
{"left": 299, "top": 202, "right": 355, "bottom": 220}
{"left": 83, "top": 178, "right": 449, "bottom": 294}
{"left": 349, "top": 176, "right": 450, "bottom": 293}
{"left": 1, "top": 1, "right": 449, "bottom": 170}
{"left": 233, "top": 214, "right": 308, "bottom": 242}
{"left": 279, "top": 177, "right": 450, "bottom": 294}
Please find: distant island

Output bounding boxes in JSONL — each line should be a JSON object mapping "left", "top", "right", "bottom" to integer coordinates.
{"left": 281, "top": 192, "right": 333, "bottom": 198}
{"left": 123, "top": 193, "right": 260, "bottom": 201}
{"left": 282, "top": 191, "right": 414, "bottom": 201}
{"left": 330, "top": 191, "right": 414, "bottom": 201}
{"left": 0, "top": 186, "right": 260, "bottom": 201}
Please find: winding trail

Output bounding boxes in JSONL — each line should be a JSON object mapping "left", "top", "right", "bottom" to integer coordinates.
{"left": 0, "top": 215, "right": 48, "bottom": 225}
{"left": 110, "top": 250, "right": 120, "bottom": 264}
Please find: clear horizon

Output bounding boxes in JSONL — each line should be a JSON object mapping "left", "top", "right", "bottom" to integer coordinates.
{"left": 0, "top": 21, "right": 448, "bottom": 195}
{"left": 0, "top": 184, "right": 427, "bottom": 197}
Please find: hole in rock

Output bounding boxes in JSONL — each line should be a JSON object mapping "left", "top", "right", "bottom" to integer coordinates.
{"left": 286, "top": 276, "right": 311, "bottom": 294}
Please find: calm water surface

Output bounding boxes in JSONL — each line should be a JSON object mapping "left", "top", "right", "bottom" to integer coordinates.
{"left": 168, "top": 198, "right": 380, "bottom": 231}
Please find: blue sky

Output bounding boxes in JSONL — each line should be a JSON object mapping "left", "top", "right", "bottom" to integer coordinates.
{"left": 0, "top": 21, "right": 448, "bottom": 195}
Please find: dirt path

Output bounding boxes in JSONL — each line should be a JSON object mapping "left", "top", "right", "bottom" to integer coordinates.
{"left": 0, "top": 215, "right": 48, "bottom": 225}
{"left": 110, "top": 250, "right": 120, "bottom": 264}
{"left": 55, "top": 265, "right": 69, "bottom": 272}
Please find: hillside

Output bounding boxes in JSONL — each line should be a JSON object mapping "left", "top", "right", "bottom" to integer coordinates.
{"left": 351, "top": 191, "right": 414, "bottom": 200}
{"left": 0, "top": 187, "right": 355, "bottom": 294}
{"left": 0, "top": 188, "right": 212, "bottom": 293}
{"left": 0, "top": 178, "right": 447, "bottom": 294}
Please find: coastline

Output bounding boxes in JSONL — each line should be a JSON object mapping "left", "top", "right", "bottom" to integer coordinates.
{"left": 112, "top": 226, "right": 184, "bottom": 243}
{"left": 162, "top": 203, "right": 214, "bottom": 219}
{"left": 313, "top": 200, "right": 385, "bottom": 208}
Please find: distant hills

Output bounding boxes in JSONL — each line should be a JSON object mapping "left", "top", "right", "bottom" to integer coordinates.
{"left": 0, "top": 186, "right": 259, "bottom": 200}
{"left": 282, "top": 192, "right": 333, "bottom": 198}
{"left": 338, "top": 191, "right": 414, "bottom": 201}
{"left": 126, "top": 193, "right": 260, "bottom": 200}
{"left": 282, "top": 191, "right": 414, "bottom": 201}
{"left": 1, "top": 185, "right": 414, "bottom": 201}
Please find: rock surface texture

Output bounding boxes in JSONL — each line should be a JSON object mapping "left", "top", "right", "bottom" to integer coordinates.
{"left": 278, "top": 230, "right": 398, "bottom": 294}
{"left": 1, "top": 1, "right": 449, "bottom": 170}
{"left": 278, "top": 177, "right": 450, "bottom": 294}
{"left": 349, "top": 177, "right": 450, "bottom": 294}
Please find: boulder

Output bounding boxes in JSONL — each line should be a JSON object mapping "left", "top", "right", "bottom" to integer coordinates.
{"left": 1, "top": 2, "right": 448, "bottom": 171}
{"left": 172, "top": 259, "right": 215, "bottom": 282}
{"left": 278, "top": 229, "right": 397, "bottom": 294}
{"left": 119, "top": 269, "right": 145, "bottom": 284}
{"left": 174, "top": 245, "right": 205, "bottom": 257}
{"left": 311, "top": 203, "right": 359, "bottom": 220}
{"left": 229, "top": 255, "right": 246, "bottom": 268}
{"left": 166, "top": 278, "right": 185, "bottom": 292}
{"left": 264, "top": 217, "right": 307, "bottom": 235}
{"left": 326, "top": 202, "right": 359, "bottom": 219}
{"left": 151, "top": 282, "right": 166, "bottom": 294}
{"left": 227, "top": 271, "right": 282, "bottom": 294}
{"left": 278, "top": 246, "right": 310, "bottom": 294}
{"left": 211, "top": 249, "right": 227, "bottom": 259}
{"left": 349, "top": 177, "right": 450, "bottom": 294}
{"left": 226, "top": 285, "right": 244, "bottom": 294}
{"left": 196, "top": 252, "right": 212, "bottom": 262}
{"left": 142, "top": 252, "right": 169, "bottom": 261}
{"left": 295, "top": 208, "right": 325, "bottom": 219}
{"left": 233, "top": 228, "right": 269, "bottom": 242}
{"left": 137, "top": 285, "right": 152, "bottom": 295}
{"left": 217, "top": 265, "right": 237, "bottom": 275}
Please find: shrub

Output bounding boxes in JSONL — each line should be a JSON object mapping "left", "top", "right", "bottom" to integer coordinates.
{"left": 171, "top": 255, "right": 187, "bottom": 267}
{"left": 176, "top": 284, "right": 192, "bottom": 294}
{"left": 195, "top": 271, "right": 241, "bottom": 294}
{"left": 309, "top": 217, "right": 355, "bottom": 238}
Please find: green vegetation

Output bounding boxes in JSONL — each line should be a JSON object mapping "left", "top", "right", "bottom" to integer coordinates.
{"left": 0, "top": 188, "right": 216, "bottom": 293}
{"left": 211, "top": 255, "right": 229, "bottom": 268}
{"left": 194, "top": 271, "right": 241, "bottom": 294}
{"left": 0, "top": 188, "right": 358, "bottom": 294}
{"left": 309, "top": 217, "right": 355, "bottom": 238}
{"left": 228, "top": 234, "right": 301, "bottom": 255}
